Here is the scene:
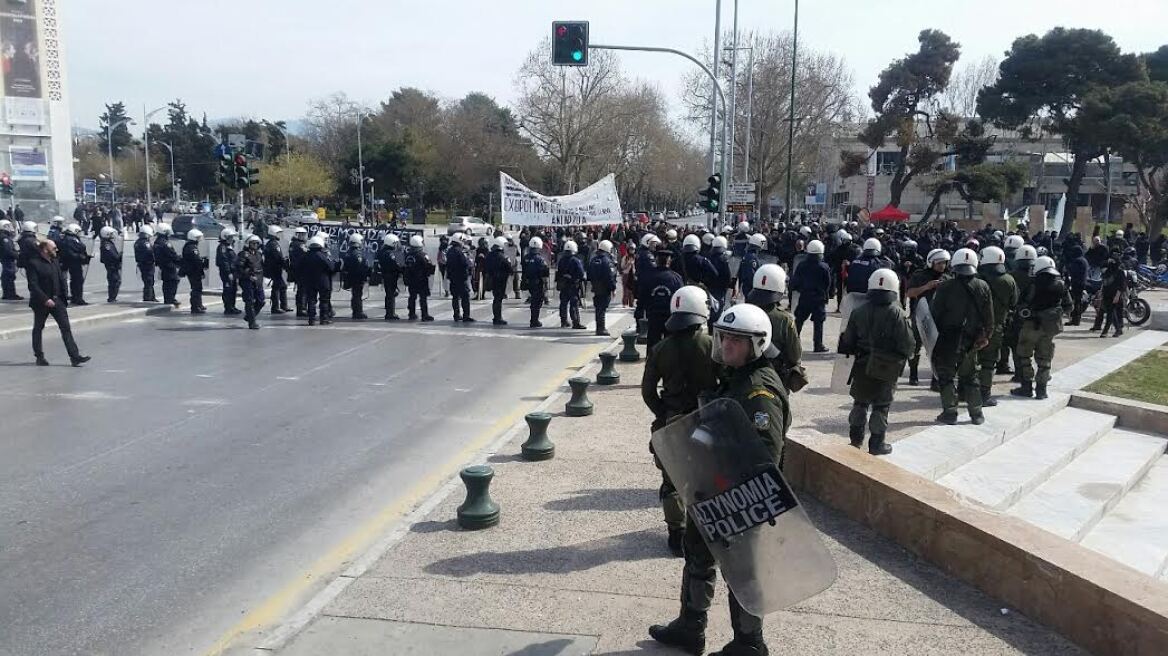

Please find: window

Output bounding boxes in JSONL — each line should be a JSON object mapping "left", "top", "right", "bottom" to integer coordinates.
{"left": 876, "top": 151, "right": 903, "bottom": 176}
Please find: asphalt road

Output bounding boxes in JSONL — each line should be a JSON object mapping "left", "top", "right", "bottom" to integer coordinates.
{"left": 0, "top": 289, "right": 628, "bottom": 655}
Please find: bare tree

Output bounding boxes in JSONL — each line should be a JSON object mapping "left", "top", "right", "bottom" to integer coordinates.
{"left": 301, "top": 92, "right": 363, "bottom": 180}
{"left": 940, "top": 55, "right": 999, "bottom": 118}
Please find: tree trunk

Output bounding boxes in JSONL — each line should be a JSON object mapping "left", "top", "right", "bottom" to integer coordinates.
{"left": 889, "top": 146, "right": 911, "bottom": 207}
{"left": 921, "top": 185, "right": 948, "bottom": 223}
{"left": 1059, "top": 154, "right": 1089, "bottom": 239}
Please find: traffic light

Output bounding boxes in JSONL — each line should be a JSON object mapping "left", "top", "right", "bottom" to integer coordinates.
{"left": 233, "top": 153, "right": 250, "bottom": 189}
{"left": 248, "top": 165, "right": 260, "bottom": 188}
{"left": 552, "top": 21, "right": 589, "bottom": 66}
{"left": 699, "top": 174, "right": 722, "bottom": 212}
{"left": 218, "top": 152, "right": 233, "bottom": 187}
{"left": 0, "top": 172, "right": 12, "bottom": 196}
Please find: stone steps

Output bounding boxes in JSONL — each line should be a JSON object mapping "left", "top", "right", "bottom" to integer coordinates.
{"left": 1080, "top": 457, "right": 1168, "bottom": 577}
{"left": 938, "top": 407, "right": 1116, "bottom": 510}
{"left": 1006, "top": 430, "right": 1166, "bottom": 542}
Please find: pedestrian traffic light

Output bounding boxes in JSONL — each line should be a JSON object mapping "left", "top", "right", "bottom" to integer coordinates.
{"left": 699, "top": 174, "right": 722, "bottom": 212}
{"left": 218, "top": 152, "right": 233, "bottom": 187}
{"left": 552, "top": 21, "right": 589, "bottom": 66}
{"left": 248, "top": 166, "right": 260, "bottom": 188}
{"left": 233, "top": 153, "right": 249, "bottom": 189}
{"left": 0, "top": 172, "right": 12, "bottom": 196}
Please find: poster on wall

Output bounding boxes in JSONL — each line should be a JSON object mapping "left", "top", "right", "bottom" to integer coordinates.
{"left": 2, "top": 15, "right": 40, "bottom": 98}
{"left": 1, "top": 1, "right": 35, "bottom": 18}
{"left": 10, "top": 146, "right": 47, "bottom": 180}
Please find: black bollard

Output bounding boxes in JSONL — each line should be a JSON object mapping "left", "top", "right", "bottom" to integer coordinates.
{"left": 596, "top": 352, "right": 620, "bottom": 385}
{"left": 521, "top": 412, "right": 555, "bottom": 461}
{"left": 636, "top": 317, "right": 648, "bottom": 345}
{"left": 565, "top": 376, "right": 594, "bottom": 416}
{"left": 457, "top": 465, "right": 500, "bottom": 530}
{"left": 619, "top": 330, "right": 641, "bottom": 362}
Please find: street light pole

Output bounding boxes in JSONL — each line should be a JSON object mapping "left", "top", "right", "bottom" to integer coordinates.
{"left": 356, "top": 111, "right": 367, "bottom": 222}
{"left": 708, "top": 0, "right": 722, "bottom": 176}
{"left": 106, "top": 117, "right": 134, "bottom": 204}
{"left": 743, "top": 46, "right": 755, "bottom": 181}
{"left": 785, "top": 0, "right": 800, "bottom": 214}
{"left": 727, "top": 0, "right": 739, "bottom": 183}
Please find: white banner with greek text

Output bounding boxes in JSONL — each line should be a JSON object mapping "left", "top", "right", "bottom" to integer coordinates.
{"left": 500, "top": 172, "right": 622, "bottom": 226}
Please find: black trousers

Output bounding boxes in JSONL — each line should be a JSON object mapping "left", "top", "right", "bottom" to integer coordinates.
{"left": 647, "top": 313, "right": 668, "bottom": 351}
{"left": 139, "top": 266, "right": 156, "bottom": 301}
{"left": 383, "top": 284, "right": 399, "bottom": 318}
{"left": 66, "top": 264, "right": 85, "bottom": 303}
{"left": 408, "top": 290, "right": 429, "bottom": 318}
{"left": 350, "top": 282, "right": 365, "bottom": 317}
{"left": 220, "top": 273, "right": 237, "bottom": 311}
{"left": 187, "top": 274, "right": 203, "bottom": 309}
{"left": 105, "top": 265, "right": 121, "bottom": 301}
{"left": 491, "top": 284, "right": 507, "bottom": 321}
{"left": 2, "top": 260, "right": 17, "bottom": 297}
{"left": 451, "top": 284, "right": 471, "bottom": 319}
{"left": 32, "top": 302, "right": 80, "bottom": 359}
{"left": 270, "top": 273, "right": 288, "bottom": 312}
{"left": 593, "top": 292, "right": 611, "bottom": 331}
{"left": 161, "top": 275, "right": 179, "bottom": 304}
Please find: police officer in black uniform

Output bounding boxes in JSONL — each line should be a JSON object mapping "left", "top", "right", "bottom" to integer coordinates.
{"left": 643, "top": 249, "right": 684, "bottom": 351}
{"left": 217, "top": 228, "right": 241, "bottom": 315}
{"left": 557, "top": 240, "right": 586, "bottom": 330}
{"left": 403, "top": 234, "right": 435, "bottom": 321}
{"left": 263, "top": 226, "right": 289, "bottom": 315}
{"left": 376, "top": 233, "right": 403, "bottom": 320}
{"left": 0, "top": 220, "right": 19, "bottom": 300}
{"left": 289, "top": 227, "right": 309, "bottom": 317}
{"left": 587, "top": 239, "right": 618, "bottom": 336}
{"left": 446, "top": 233, "right": 474, "bottom": 322}
{"left": 98, "top": 226, "right": 122, "bottom": 302}
{"left": 134, "top": 225, "right": 157, "bottom": 302}
{"left": 483, "top": 236, "right": 512, "bottom": 325}
{"left": 58, "top": 223, "right": 90, "bottom": 305}
{"left": 154, "top": 223, "right": 181, "bottom": 308}
{"left": 181, "top": 229, "right": 208, "bottom": 314}
{"left": 523, "top": 236, "right": 550, "bottom": 327}
{"left": 303, "top": 234, "right": 335, "bottom": 326}
{"left": 341, "top": 233, "right": 370, "bottom": 320}
{"left": 236, "top": 235, "right": 265, "bottom": 329}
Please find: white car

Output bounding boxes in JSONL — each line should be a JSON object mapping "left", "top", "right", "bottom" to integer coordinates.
{"left": 447, "top": 216, "right": 493, "bottom": 237}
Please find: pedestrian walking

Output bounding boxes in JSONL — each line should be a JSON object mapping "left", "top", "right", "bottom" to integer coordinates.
{"left": 25, "top": 239, "right": 90, "bottom": 367}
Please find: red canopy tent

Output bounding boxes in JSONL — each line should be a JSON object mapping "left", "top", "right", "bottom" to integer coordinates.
{"left": 869, "top": 204, "right": 910, "bottom": 222}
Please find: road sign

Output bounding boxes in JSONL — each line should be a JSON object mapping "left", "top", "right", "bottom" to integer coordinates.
{"left": 727, "top": 203, "right": 755, "bottom": 213}
{"left": 727, "top": 182, "right": 756, "bottom": 204}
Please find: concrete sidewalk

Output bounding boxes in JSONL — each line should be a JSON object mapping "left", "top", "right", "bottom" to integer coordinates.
{"left": 263, "top": 351, "right": 1086, "bottom": 656}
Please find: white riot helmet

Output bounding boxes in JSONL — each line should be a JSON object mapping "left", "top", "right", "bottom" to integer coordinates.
{"left": 1004, "top": 235, "right": 1024, "bottom": 250}
{"left": 451, "top": 232, "right": 467, "bottom": 246}
{"left": 383, "top": 233, "right": 400, "bottom": 247}
{"left": 665, "top": 228, "right": 678, "bottom": 242}
{"left": 268, "top": 225, "right": 283, "bottom": 237}
{"left": 806, "top": 239, "right": 825, "bottom": 255}
{"left": 187, "top": 229, "right": 203, "bottom": 242}
{"left": 308, "top": 235, "right": 326, "bottom": 249}
{"left": 1015, "top": 244, "right": 1037, "bottom": 262}
{"left": 799, "top": 225, "right": 812, "bottom": 237}
{"left": 0, "top": 219, "right": 11, "bottom": 233}
{"left": 65, "top": 223, "right": 82, "bottom": 235}
{"left": 409, "top": 235, "right": 424, "bottom": 248}
{"left": 926, "top": 248, "right": 951, "bottom": 267}
{"left": 862, "top": 237, "right": 882, "bottom": 254}
{"left": 1032, "top": 255, "right": 1058, "bottom": 276}
{"left": 952, "top": 248, "right": 978, "bottom": 276}
{"left": 21, "top": 220, "right": 36, "bottom": 233}
{"left": 99, "top": 226, "right": 117, "bottom": 239}
{"left": 868, "top": 268, "right": 899, "bottom": 299}
{"left": 139, "top": 225, "right": 155, "bottom": 238}
{"left": 51, "top": 215, "right": 64, "bottom": 225}
{"left": 747, "top": 233, "right": 766, "bottom": 250}
{"left": 712, "top": 303, "right": 773, "bottom": 365}
{"left": 980, "top": 246, "right": 1006, "bottom": 270}
{"left": 737, "top": 221, "right": 750, "bottom": 233}
{"left": 528, "top": 236, "right": 543, "bottom": 250}
{"left": 682, "top": 234, "right": 701, "bottom": 253}
{"left": 836, "top": 229, "right": 851, "bottom": 242}
{"left": 712, "top": 236, "right": 728, "bottom": 250}
{"left": 293, "top": 227, "right": 308, "bottom": 240}
{"left": 220, "top": 227, "right": 236, "bottom": 241}
{"left": 348, "top": 233, "right": 364, "bottom": 246}
{"left": 701, "top": 233, "right": 715, "bottom": 247}
{"left": 493, "top": 236, "right": 507, "bottom": 250}
{"left": 639, "top": 233, "right": 655, "bottom": 248}
{"left": 246, "top": 234, "right": 262, "bottom": 245}
{"left": 748, "top": 263, "right": 788, "bottom": 306}
{"left": 598, "top": 239, "right": 613, "bottom": 253}
{"left": 1115, "top": 229, "right": 1125, "bottom": 238}
{"left": 156, "top": 223, "right": 173, "bottom": 236}
{"left": 564, "top": 240, "right": 578, "bottom": 254}
{"left": 665, "top": 285, "right": 710, "bottom": 331}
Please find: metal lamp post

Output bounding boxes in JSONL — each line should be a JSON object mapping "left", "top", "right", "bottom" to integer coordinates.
{"left": 785, "top": 0, "right": 800, "bottom": 214}
{"left": 356, "top": 111, "right": 368, "bottom": 222}
{"left": 106, "top": 117, "right": 135, "bottom": 204}
{"left": 142, "top": 106, "right": 165, "bottom": 204}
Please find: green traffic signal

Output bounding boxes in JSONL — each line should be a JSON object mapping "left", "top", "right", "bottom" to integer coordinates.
{"left": 699, "top": 174, "right": 721, "bottom": 212}
{"left": 552, "top": 21, "right": 589, "bottom": 67}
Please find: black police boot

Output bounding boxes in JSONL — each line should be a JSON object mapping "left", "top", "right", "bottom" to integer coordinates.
{"left": 1035, "top": 383, "right": 1048, "bottom": 400}
{"left": 667, "top": 528, "right": 684, "bottom": 558}
{"left": 1010, "top": 372, "right": 1023, "bottom": 383}
{"left": 709, "top": 637, "right": 769, "bottom": 656}
{"left": 936, "top": 409, "right": 959, "bottom": 425}
{"left": 848, "top": 425, "right": 865, "bottom": 448}
{"left": 868, "top": 433, "right": 892, "bottom": 456}
{"left": 981, "top": 387, "right": 998, "bottom": 407}
{"left": 929, "top": 378, "right": 941, "bottom": 392}
{"left": 648, "top": 610, "right": 706, "bottom": 656}
{"left": 530, "top": 319, "right": 543, "bottom": 328}
{"left": 996, "top": 363, "right": 1013, "bottom": 375}
{"left": 572, "top": 322, "right": 587, "bottom": 330}
{"left": 1010, "top": 382, "right": 1033, "bottom": 398}
{"left": 908, "top": 362, "right": 920, "bottom": 386}
{"left": 35, "top": 356, "right": 49, "bottom": 366}
{"left": 248, "top": 321, "right": 260, "bottom": 330}
{"left": 421, "top": 315, "right": 435, "bottom": 322}
{"left": 308, "top": 318, "right": 316, "bottom": 326}
{"left": 70, "top": 355, "right": 91, "bottom": 367}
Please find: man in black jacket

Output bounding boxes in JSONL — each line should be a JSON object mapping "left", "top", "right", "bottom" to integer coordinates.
{"left": 25, "top": 239, "right": 89, "bottom": 366}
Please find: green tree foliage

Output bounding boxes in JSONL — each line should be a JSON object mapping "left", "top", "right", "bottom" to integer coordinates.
{"left": 98, "top": 102, "right": 134, "bottom": 155}
{"left": 250, "top": 152, "right": 336, "bottom": 203}
{"left": 977, "top": 28, "right": 1143, "bottom": 237}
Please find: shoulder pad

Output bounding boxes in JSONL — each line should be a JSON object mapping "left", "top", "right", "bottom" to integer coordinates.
{"left": 747, "top": 388, "right": 776, "bottom": 401}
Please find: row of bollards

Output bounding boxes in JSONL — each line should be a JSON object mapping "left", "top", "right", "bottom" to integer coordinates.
{"left": 457, "top": 329, "right": 642, "bottom": 530}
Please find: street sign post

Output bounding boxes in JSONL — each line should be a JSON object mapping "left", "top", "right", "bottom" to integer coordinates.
{"left": 727, "top": 182, "right": 756, "bottom": 204}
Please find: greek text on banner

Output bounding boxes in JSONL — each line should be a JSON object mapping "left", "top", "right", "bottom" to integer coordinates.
{"left": 500, "top": 172, "right": 623, "bottom": 226}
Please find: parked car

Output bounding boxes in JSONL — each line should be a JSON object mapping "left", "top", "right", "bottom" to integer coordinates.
{"left": 289, "top": 209, "right": 320, "bottom": 225}
{"left": 447, "top": 215, "right": 493, "bottom": 237}
{"left": 171, "top": 213, "right": 227, "bottom": 239}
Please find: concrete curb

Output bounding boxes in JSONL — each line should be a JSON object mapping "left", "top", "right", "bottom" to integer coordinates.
{"left": 0, "top": 293, "right": 225, "bottom": 341}
{"left": 1070, "top": 390, "right": 1168, "bottom": 437}
{"left": 246, "top": 332, "right": 627, "bottom": 655}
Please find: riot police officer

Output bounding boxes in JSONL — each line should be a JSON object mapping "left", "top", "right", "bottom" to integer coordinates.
{"left": 930, "top": 249, "right": 994, "bottom": 425}
{"left": 587, "top": 239, "right": 618, "bottom": 335}
{"left": 845, "top": 237, "right": 894, "bottom": 294}
{"left": 557, "top": 240, "right": 586, "bottom": 329}
{"left": 650, "top": 303, "right": 788, "bottom": 656}
{"left": 303, "top": 234, "right": 336, "bottom": 326}
{"left": 134, "top": 225, "right": 157, "bottom": 302}
{"left": 1012, "top": 256, "right": 1072, "bottom": 400}
{"left": 446, "top": 233, "right": 474, "bottom": 322}
{"left": 905, "top": 249, "right": 951, "bottom": 387}
{"left": 748, "top": 264, "right": 804, "bottom": 389}
{"left": 46, "top": 215, "right": 64, "bottom": 244}
{"left": 708, "top": 236, "right": 732, "bottom": 315}
{"left": 523, "top": 237, "right": 550, "bottom": 327}
{"left": 403, "top": 234, "right": 435, "bottom": 321}
{"left": 643, "top": 249, "right": 684, "bottom": 350}
{"left": 839, "top": 269, "right": 915, "bottom": 455}
{"left": 678, "top": 234, "right": 718, "bottom": 289}
{"left": 154, "top": 223, "right": 181, "bottom": 308}
{"left": 236, "top": 234, "right": 265, "bottom": 329}
{"left": 217, "top": 228, "right": 241, "bottom": 315}
{"left": 58, "top": 223, "right": 90, "bottom": 305}
{"left": 98, "top": 226, "right": 122, "bottom": 302}
{"left": 789, "top": 239, "right": 831, "bottom": 352}
{"left": 0, "top": 219, "right": 21, "bottom": 300}
{"left": 737, "top": 233, "right": 765, "bottom": 300}
{"left": 342, "top": 233, "right": 370, "bottom": 320}
{"left": 485, "top": 236, "right": 512, "bottom": 325}
{"left": 264, "top": 225, "right": 289, "bottom": 315}
{"left": 640, "top": 286, "right": 717, "bottom": 556}
{"left": 182, "top": 229, "right": 207, "bottom": 314}
{"left": 1006, "top": 245, "right": 1037, "bottom": 380}
{"left": 376, "top": 233, "right": 403, "bottom": 320}
{"left": 289, "top": 227, "right": 309, "bottom": 317}
{"left": 977, "top": 246, "right": 1017, "bottom": 407}
{"left": 17, "top": 220, "right": 38, "bottom": 272}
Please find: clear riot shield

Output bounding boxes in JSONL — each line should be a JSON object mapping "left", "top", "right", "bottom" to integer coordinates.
{"left": 651, "top": 399, "right": 838, "bottom": 615}
{"left": 914, "top": 297, "right": 940, "bottom": 359}
{"left": 830, "top": 292, "right": 869, "bottom": 393}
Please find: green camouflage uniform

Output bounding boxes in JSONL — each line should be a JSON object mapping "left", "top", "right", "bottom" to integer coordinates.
{"left": 839, "top": 294, "right": 915, "bottom": 446}
{"left": 977, "top": 266, "right": 1018, "bottom": 395}
{"left": 930, "top": 276, "right": 994, "bottom": 420}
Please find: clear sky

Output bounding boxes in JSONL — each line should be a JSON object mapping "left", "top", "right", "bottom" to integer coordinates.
{"left": 63, "top": 0, "right": 1168, "bottom": 130}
